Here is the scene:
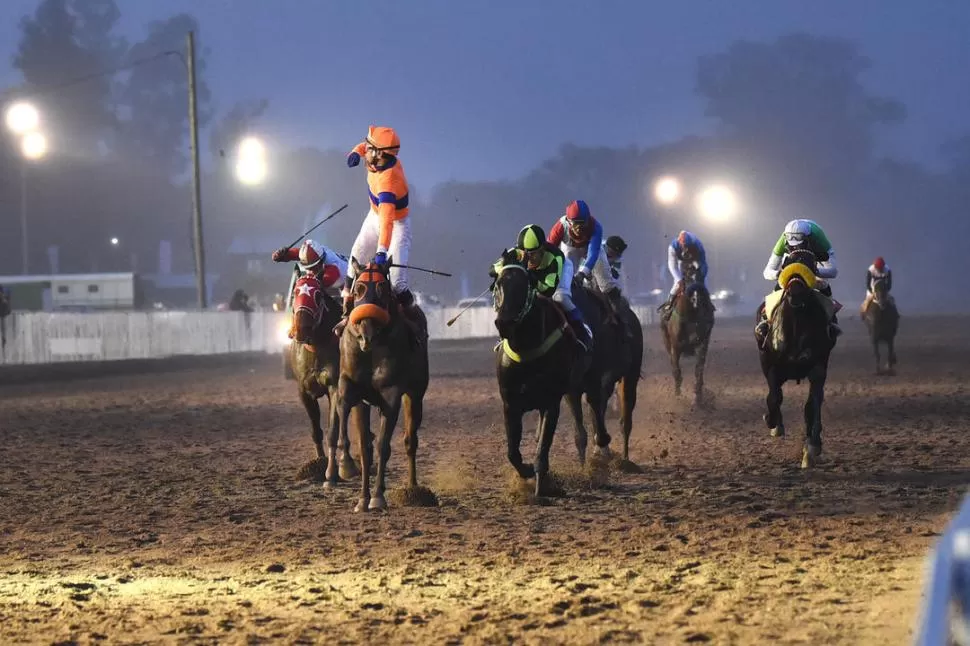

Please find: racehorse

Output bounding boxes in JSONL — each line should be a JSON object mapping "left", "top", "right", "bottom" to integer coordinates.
{"left": 288, "top": 273, "right": 360, "bottom": 483}
{"left": 493, "top": 259, "right": 578, "bottom": 497}
{"left": 862, "top": 276, "right": 899, "bottom": 375}
{"left": 566, "top": 277, "right": 644, "bottom": 466}
{"left": 756, "top": 249, "right": 836, "bottom": 469}
{"left": 660, "top": 262, "right": 715, "bottom": 405}
{"left": 336, "top": 258, "right": 430, "bottom": 512}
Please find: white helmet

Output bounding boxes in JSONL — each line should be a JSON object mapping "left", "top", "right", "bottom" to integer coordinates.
{"left": 783, "top": 220, "right": 813, "bottom": 247}
{"left": 298, "top": 239, "right": 326, "bottom": 272}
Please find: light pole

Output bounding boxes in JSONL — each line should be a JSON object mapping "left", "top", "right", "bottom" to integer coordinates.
{"left": 5, "top": 102, "right": 47, "bottom": 275}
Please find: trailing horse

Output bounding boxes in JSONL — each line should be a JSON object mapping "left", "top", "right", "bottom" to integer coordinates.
{"left": 336, "top": 258, "right": 431, "bottom": 512}
{"left": 756, "top": 249, "right": 836, "bottom": 468}
{"left": 566, "top": 278, "right": 644, "bottom": 466}
{"left": 288, "top": 273, "right": 360, "bottom": 483}
{"left": 862, "top": 276, "right": 899, "bottom": 375}
{"left": 660, "top": 262, "right": 715, "bottom": 405}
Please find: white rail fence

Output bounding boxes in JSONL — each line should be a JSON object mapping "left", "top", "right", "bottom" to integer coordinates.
{"left": 0, "top": 306, "right": 658, "bottom": 365}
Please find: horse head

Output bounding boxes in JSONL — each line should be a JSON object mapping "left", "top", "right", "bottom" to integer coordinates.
{"left": 778, "top": 250, "right": 819, "bottom": 309}
{"left": 348, "top": 257, "right": 394, "bottom": 353}
{"left": 676, "top": 262, "right": 709, "bottom": 318}
{"left": 291, "top": 275, "right": 328, "bottom": 346}
{"left": 492, "top": 257, "right": 537, "bottom": 339}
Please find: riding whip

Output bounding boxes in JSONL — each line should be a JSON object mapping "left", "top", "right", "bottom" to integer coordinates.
{"left": 388, "top": 262, "right": 452, "bottom": 278}
{"left": 284, "top": 204, "right": 349, "bottom": 250}
{"left": 446, "top": 286, "right": 492, "bottom": 326}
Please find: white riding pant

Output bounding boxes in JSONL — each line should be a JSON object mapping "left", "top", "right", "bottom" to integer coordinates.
{"left": 552, "top": 257, "right": 577, "bottom": 312}
{"left": 347, "top": 209, "right": 411, "bottom": 294}
{"left": 560, "top": 244, "right": 617, "bottom": 293}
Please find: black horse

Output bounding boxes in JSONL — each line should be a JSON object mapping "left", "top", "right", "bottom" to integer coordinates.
{"left": 565, "top": 277, "right": 644, "bottom": 465}
{"left": 756, "top": 249, "right": 836, "bottom": 469}
{"left": 660, "top": 262, "right": 715, "bottom": 405}
{"left": 493, "top": 261, "right": 577, "bottom": 497}
{"left": 862, "top": 276, "right": 899, "bottom": 375}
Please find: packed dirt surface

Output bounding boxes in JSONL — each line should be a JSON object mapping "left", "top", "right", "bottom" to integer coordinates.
{"left": 1, "top": 316, "right": 967, "bottom": 645}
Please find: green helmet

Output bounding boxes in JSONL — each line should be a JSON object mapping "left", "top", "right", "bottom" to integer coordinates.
{"left": 516, "top": 224, "right": 546, "bottom": 251}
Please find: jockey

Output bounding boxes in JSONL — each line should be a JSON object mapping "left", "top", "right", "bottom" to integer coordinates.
{"left": 335, "top": 125, "right": 412, "bottom": 335}
{"left": 272, "top": 238, "right": 348, "bottom": 290}
{"left": 659, "top": 230, "right": 708, "bottom": 318}
{"left": 491, "top": 224, "right": 593, "bottom": 351}
{"left": 604, "top": 235, "right": 627, "bottom": 281}
{"left": 757, "top": 219, "right": 840, "bottom": 340}
{"left": 860, "top": 256, "right": 893, "bottom": 315}
{"left": 547, "top": 200, "right": 624, "bottom": 310}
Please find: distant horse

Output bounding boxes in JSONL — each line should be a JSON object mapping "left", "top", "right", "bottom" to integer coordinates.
{"left": 863, "top": 277, "right": 899, "bottom": 375}
{"left": 336, "top": 258, "right": 431, "bottom": 512}
{"left": 566, "top": 278, "right": 644, "bottom": 465}
{"left": 288, "top": 274, "right": 359, "bottom": 483}
{"left": 660, "top": 262, "right": 715, "bottom": 405}
{"left": 756, "top": 249, "right": 835, "bottom": 468}
{"left": 493, "top": 260, "right": 578, "bottom": 497}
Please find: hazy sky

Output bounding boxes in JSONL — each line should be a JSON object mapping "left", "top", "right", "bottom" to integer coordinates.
{"left": 1, "top": 0, "right": 968, "bottom": 190}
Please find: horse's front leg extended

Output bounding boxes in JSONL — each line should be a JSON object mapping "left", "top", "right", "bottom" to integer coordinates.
{"left": 670, "top": 347, "right": 683, "bottom": 396}
{"left": 370, "top": 390, "right": 401, "bottom": 511}
{"left": 587, "top": 381, "right": 612, "bottom": 459}
{"left": 764, "top": 369, "right": 785, "bottom": 437}
{"left": 299, "top": 389, "right": 325, "bottom": 459}
{"left": 534, "top": 403, "right": 562, "bottom": 498}
{"left": 802, "top": 366, "right": 826, "bottom": 469}
{"left": 504, "top": 401, "right": 533, "bottom": 479}
{"left": 334, "top": 387, "right": 359, "bottom": 480}
{"left": 694, "top": 334, "right": 711, "bottom": 406}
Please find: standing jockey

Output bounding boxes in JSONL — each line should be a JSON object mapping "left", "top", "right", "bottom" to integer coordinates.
{"left": 547, "top": 200, "right": 625, "bottom": 311}
{"left": 335, "top": 125, "right": 412, "bottom": 335}
{"left": 861, "top": 256, "right": 893, "bottom": 315}
{"left": 272, "top": 238, "right": 348, "bottom": 290}
{"left": 659, "top": 230, "right": 709, "bottom": 318}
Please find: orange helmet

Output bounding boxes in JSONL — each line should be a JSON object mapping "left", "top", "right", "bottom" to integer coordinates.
{"left": 365, "top": 125, "right": 400, "bottom": 155}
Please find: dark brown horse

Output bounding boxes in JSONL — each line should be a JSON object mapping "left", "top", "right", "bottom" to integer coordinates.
{"left": 660, "top": 262, "right": 715, "bottom": 405}
{"left": 493, "top": 261, "right": 577, "bottom": 497}
{"left": 336, "top": 258, "right": 430, "bottom": 512}
{"left": 565, "top": 279, "right": 644, "bottom": 465}
{"left": 288, "top": 274, "right": 361, "bottom": 483}
{"left": 757, "top": 250, "right": 835, "bottom": 468}
{"left": 863, "top": 276, "right": 899, "bottom": 375}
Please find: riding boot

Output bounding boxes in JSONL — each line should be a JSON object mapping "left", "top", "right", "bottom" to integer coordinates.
{"left": 607, "top": 289, "right": 633, "bottom": 340}
{"left": 332, "top": 295, "right": 354, "bottom": 337}
{"left": 396, "top": 288, "right": 426, "bottom": 346}
{"left": 754, "top": 306, "right": 769, "bottom": 346}
{"left": 567, "top": 310, "right": 593, "bottom": 353}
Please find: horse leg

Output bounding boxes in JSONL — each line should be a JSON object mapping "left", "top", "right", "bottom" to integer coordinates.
{"left": 587, "top": 382, "right": 612, "bottom": 459}
{"left": 802, "top": 366, "right": 826, "bottom": 469}
{"left": 618, "top": 375, "right": 637, "bottom": 462}
{"left": 299, "top": 389, "right": 325, "bottom": 459}
{"left": 370, "top": 392, "right": 401, "bottom": 511}
{"left": 872, "top": 335, "right": 882, "bottom": 375}
{"left": 564, "top": 391, "right": 588, "bottom": 466}
{"left": 888, "top": 336, "right": 897, "bottom": 371}
{"left": 694, "top": 336, "right": 710, "bottom": 406}
{"left": 670, "top": 347, "right": 683, "bottom": 396}
{"left": 764, "top": 369, "right": 785, "bottom": 437}
{"left": 335, "top": 388, "right": 359, "bottom": 480}
{"left": 402, "top": 393, "right": 422, "bottom": 489}
{"left": 504, "top": 402, "right": 534, "bottom": 479}
{"left": 534, "top": 403, "right": 561, "bottom": 498}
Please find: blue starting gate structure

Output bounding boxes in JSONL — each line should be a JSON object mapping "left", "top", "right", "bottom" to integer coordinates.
{"left": 916, "top": 494, "right": 970, "bottom": 645}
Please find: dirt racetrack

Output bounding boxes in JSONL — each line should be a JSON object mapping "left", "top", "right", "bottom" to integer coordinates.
{"left": 1, "top": 315, "right": 967, "bottom": 645}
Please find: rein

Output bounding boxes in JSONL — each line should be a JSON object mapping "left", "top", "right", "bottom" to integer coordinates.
{"left": 495, "top": 265, "right": 567, "bottom": 363}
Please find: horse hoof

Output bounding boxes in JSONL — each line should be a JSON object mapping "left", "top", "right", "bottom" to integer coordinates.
{"left": 592, "top": 445, "right": 613, "bottom": 460}
{"left": 339, "top": 459, "right": 360, "bottom": 480}
{"left": 323, "top": 479, "right": 337, "bottom": 490}
{"left": 368, "top": 495, "right": 388, "bottom": 511}
{"left": 770, "top": 425, "right": 785, "bottom": 438}
{"left": 801, "top": 444, "right": 821, "bottom": 469}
